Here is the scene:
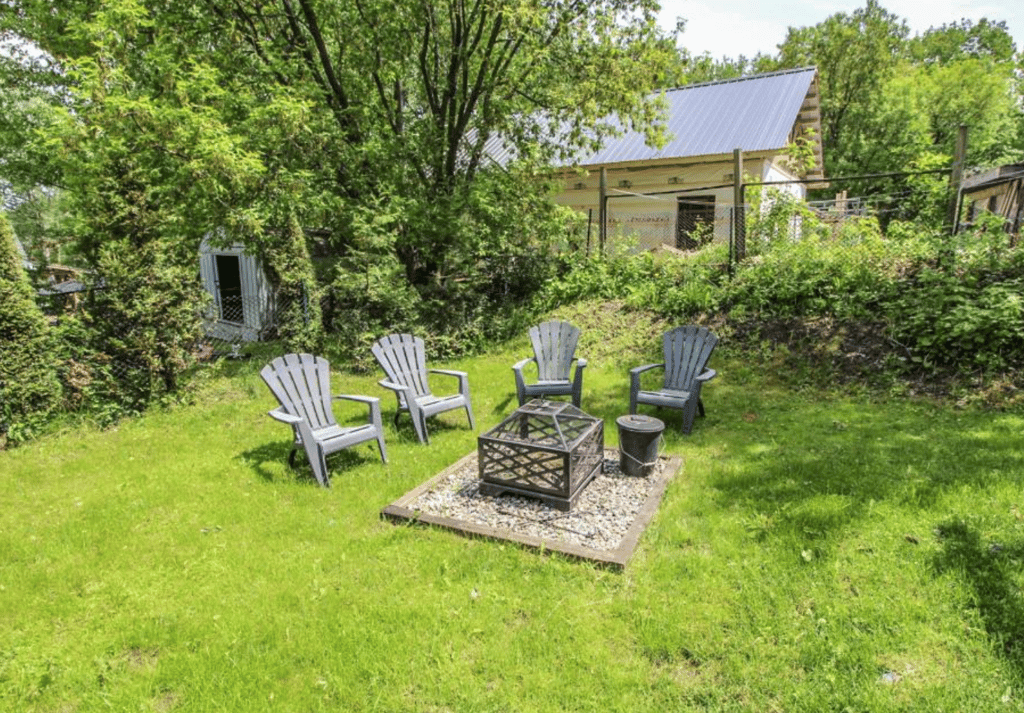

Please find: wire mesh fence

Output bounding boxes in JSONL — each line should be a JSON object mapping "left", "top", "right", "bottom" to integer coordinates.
{"left": 27, "top": 167, "right": 1021, "bottom": 418}
{"left": 579, "top": 171, "right": 977, "bottom": 268}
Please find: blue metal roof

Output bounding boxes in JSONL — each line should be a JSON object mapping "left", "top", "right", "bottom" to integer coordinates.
{"left": 483, "top": 67, "right": 820, "bottom": 170}
{"left": 585, "top": 67, "right": 819, "bottom": 166}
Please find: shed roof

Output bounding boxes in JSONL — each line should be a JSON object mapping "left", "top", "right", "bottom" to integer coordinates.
{"left": 486, "top": 66, "right": 823, "bottom": 180}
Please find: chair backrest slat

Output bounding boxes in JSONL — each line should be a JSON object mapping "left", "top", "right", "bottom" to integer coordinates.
{"left": 531, "top": 320, "right": 580, "bottom": 381}
{"left": 260, "top": 353, "right": 336, "bottom": 430}
{"left": 662, "top": 325, "right": 717, "bottom": 391}
{"left": 372, "top": 333, "right": 432, "bottom": 398}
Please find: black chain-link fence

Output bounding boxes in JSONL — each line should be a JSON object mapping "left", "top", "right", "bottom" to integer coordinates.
{"left": 30, "top": 166, "right": 1021, "bottom": 418}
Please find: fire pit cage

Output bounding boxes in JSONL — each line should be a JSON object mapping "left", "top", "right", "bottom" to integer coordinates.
{"left": 478, "top": 399, "right": 604, "bottom": 511}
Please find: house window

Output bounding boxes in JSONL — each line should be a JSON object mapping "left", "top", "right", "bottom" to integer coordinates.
{"left": 676, "top": 196, "right": 716, "bottom": 250}
{"left": 214, "top": 254, "right": 245, "bottom": 324}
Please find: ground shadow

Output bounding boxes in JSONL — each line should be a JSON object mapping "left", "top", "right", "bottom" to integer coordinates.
{"left": 642, "top": 386, "right": 1024, "bottom": 561}
{"left": 932, "top": 519, "right": 1024, "bottom": 683}
{"left": 238, "top": 440, "right": 380, "bottom": 486}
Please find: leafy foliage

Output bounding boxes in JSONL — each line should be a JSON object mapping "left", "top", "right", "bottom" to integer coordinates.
{"left": 889, "top": 216, "right": 1024, "bottom": 373}
{"left": 0, "top": 212, "right": 61, "bottom": 446}
{"left": 667, "top": 6, "right": 1023, "bottom": 203}
{"left": 80, "top": 240, "right": 207, "bottom": 414}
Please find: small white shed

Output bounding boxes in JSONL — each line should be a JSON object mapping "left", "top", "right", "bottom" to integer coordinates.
{"left": 199, "top": 235, "right": 276, "bottom": 342}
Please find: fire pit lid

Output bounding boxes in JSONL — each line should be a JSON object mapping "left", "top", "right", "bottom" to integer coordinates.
{"left": 485, "top": 399, "right": 600, "bottom": 451}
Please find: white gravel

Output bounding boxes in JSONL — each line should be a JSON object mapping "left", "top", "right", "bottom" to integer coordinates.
{"left": 406, "top": 450, "right": 667, "bottom": 553}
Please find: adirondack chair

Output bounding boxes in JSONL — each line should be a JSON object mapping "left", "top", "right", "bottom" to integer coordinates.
{"left": 629, "top": 325, "right": 718, "bottom": 434}
{"left": 260, "top": 353, "right": 387, "bottom": 487}
{"left": 512, "top": 320, "right": 587, "bottom": 407}
{"left": 371, "top": 333, "right": 475, "bottom": 444}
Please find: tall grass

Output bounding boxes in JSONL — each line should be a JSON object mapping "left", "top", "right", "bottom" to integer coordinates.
{"left": 2, "top": 309, "right": 1023, "bottom": 711}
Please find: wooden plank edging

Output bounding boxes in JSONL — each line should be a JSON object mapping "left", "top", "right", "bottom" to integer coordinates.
{"left": 380, "top": 452, "right": 683, "bottom": 570}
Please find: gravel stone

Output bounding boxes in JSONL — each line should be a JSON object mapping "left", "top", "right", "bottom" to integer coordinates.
{"left": 406, "top": 449, "right": 666, "bottom": 553}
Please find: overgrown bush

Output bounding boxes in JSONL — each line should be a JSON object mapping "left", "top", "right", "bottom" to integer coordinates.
{"left": 538, "top": 201, "right": 1023, "bottom": 387}
{"left": 0, "top": 212, "right": 62, "bottom": 446}
{"left": 81, "top": 238, "right": 208, "bottom": 415}
{"left": 726, "top": 204, "right": 922, "bottom": 320}
{"left": 889, "top": 215, "right": 1024, "bottom": 373}
{"left": 262, "top": 214, "right": 324, "bottom": 354}
{"left": 325, "top": 173, "right": 572, "bottom": 365}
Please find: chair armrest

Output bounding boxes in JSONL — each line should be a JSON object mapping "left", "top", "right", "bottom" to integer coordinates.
{"left": 695, "top": 368, "right": 717, "bottom": 383}
{"left": 429, "top": 368, "right": 467, "bottom": 378}
{"left": 511, "top": 357, "right": 535, "bottom": 373}
{"left": 267, "top": 407, "right": 302, "bottom": 425}
{"left": 335, "top": 394, "right": 383, "bottom": 428}
{"left": 630, "top": 363, "right": 664, "bottom": 396}
{"left": 334, "top": 394, "right": 381, "bottom": 405}
{"left": 571, "top": 358, "right": 588, "bottom": 385}
{"left": 630, "top": 363, "right": 663, "bottom": 377}
{"left": 429, "top": 369, "right": 470, "bottom": 397}
{"left": 378, "top": 379, "right": 409, "bottom": 393}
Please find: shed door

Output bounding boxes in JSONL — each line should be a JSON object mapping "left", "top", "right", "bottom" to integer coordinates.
{"left": 214, "top": 254, "right": 245, "bottom": 324}
{"left": 676, "top": 196, "right": 716, "bottom": 250}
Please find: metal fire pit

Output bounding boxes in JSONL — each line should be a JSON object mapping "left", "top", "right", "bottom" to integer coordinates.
{"left": 478, "top": 399, "right": 604, "bottom": 511}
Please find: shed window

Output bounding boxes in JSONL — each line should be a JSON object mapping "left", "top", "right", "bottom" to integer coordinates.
{"left": 676, "top": 196, "right": 716, "bottom": 250}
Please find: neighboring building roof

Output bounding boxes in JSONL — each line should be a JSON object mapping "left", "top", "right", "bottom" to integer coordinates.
{"left": 38, "top": 279, "right": 89, "bottom": 296}
{"left": 962, "top": 163, "right": 1024, "bottom": 193}
{"left": 486, "top": 66, "right": 824, "bottom": 180}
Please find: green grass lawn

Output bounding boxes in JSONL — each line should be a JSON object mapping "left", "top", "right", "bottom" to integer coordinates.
{"left": 3, "top": 306, "right": 1023, "bottom": 712}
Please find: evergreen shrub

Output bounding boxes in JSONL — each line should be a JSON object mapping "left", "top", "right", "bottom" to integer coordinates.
{"left": 0, "top": 213, "right": 62, "bottom": 446}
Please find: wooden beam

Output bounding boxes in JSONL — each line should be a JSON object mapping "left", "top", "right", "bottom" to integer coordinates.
{"left": 949, "top": 124, "right": 968, "bottom": 233}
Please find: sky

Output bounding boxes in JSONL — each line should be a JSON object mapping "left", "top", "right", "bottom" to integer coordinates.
{"left": 657, "top": 0, "right": 1024, "bottom": 60}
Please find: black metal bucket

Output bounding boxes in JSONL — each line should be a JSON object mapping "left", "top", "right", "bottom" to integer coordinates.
{"left": 616, "top": 414, "right": 665, "bottom": 477}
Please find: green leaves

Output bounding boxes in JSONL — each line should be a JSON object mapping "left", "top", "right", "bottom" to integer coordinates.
{"left": 0, "top": 212, "right": 61, "bottom": 447}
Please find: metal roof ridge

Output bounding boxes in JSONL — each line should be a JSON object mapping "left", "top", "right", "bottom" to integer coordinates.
{"left": 660, "top": 66, "right": 817, "bottom": 94}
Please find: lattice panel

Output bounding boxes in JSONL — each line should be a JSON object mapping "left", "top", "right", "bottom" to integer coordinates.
{"left": 479, "top": 441, "right": 567, "bottom": 496}
{"left": 568, "top": 426, "right": 604, "bottom": 491}
{"left": 478, "top": 400, "right": 604, "bottom": 508}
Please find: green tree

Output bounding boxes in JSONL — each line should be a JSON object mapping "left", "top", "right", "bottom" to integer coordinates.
{"left": 770, "top": 0, "right": 909, "bottom": 180}
{"left": 760, "top": 4, "right": 1022, "bottom": 224}
{"left": 0, "top": 211, "right": 61, "bottom": 447}
{"left": 5, "top": 0, "right": 674, "bottom": 281}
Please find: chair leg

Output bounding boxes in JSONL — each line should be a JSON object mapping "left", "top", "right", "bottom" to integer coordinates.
{"left": 301, "top": 440, "right": 329, "bottom": 487}
{"left": 375, "top": 432, "right": 388, "bottom": 464}
{"left": 409, "top": 407, "right": 428, "bottom": 444}
{"left": 464, "top": 402, "right": 476, "bottom": 431}
{"left": 681, "top": 400, "right": 698, "bottom": 435}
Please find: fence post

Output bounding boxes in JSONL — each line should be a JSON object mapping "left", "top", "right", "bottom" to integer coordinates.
{"left": 948, "top": 124, "right": 968, "bottom": 234}
{"left": 599, "top": 167, "right": 608, "bottom": 253}
{"left": 732, "top": 148, "right": 746, "bottom": 265}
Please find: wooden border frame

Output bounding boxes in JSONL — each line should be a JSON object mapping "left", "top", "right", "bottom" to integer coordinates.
{"left": 380, "top": 451, "right": 683, "bottom": 570}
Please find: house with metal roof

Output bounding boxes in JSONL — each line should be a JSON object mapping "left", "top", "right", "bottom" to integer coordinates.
{"left": 551, "top": 67, "right": 824, "bottom": 251}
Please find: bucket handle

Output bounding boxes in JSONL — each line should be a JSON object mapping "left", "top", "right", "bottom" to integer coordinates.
{"left": 619, "top": 433, "right": 666, "bottom": 470}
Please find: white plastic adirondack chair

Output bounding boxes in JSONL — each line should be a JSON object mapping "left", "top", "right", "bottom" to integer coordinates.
{"left": 512, "top": 320, "right": 587, "bottom": 407}
{"left": 260, "top": 353, "right": 387, "bottom": 487}
{"left": 629, "top": 325, "right": 718, "bottom": 434}
{"left": 371, "top": 333, "right": 475, "bottom": 444}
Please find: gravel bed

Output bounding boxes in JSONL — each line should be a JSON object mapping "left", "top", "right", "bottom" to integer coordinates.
{"left": 406, "top": 449, "right": 667, "bottom": 553}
